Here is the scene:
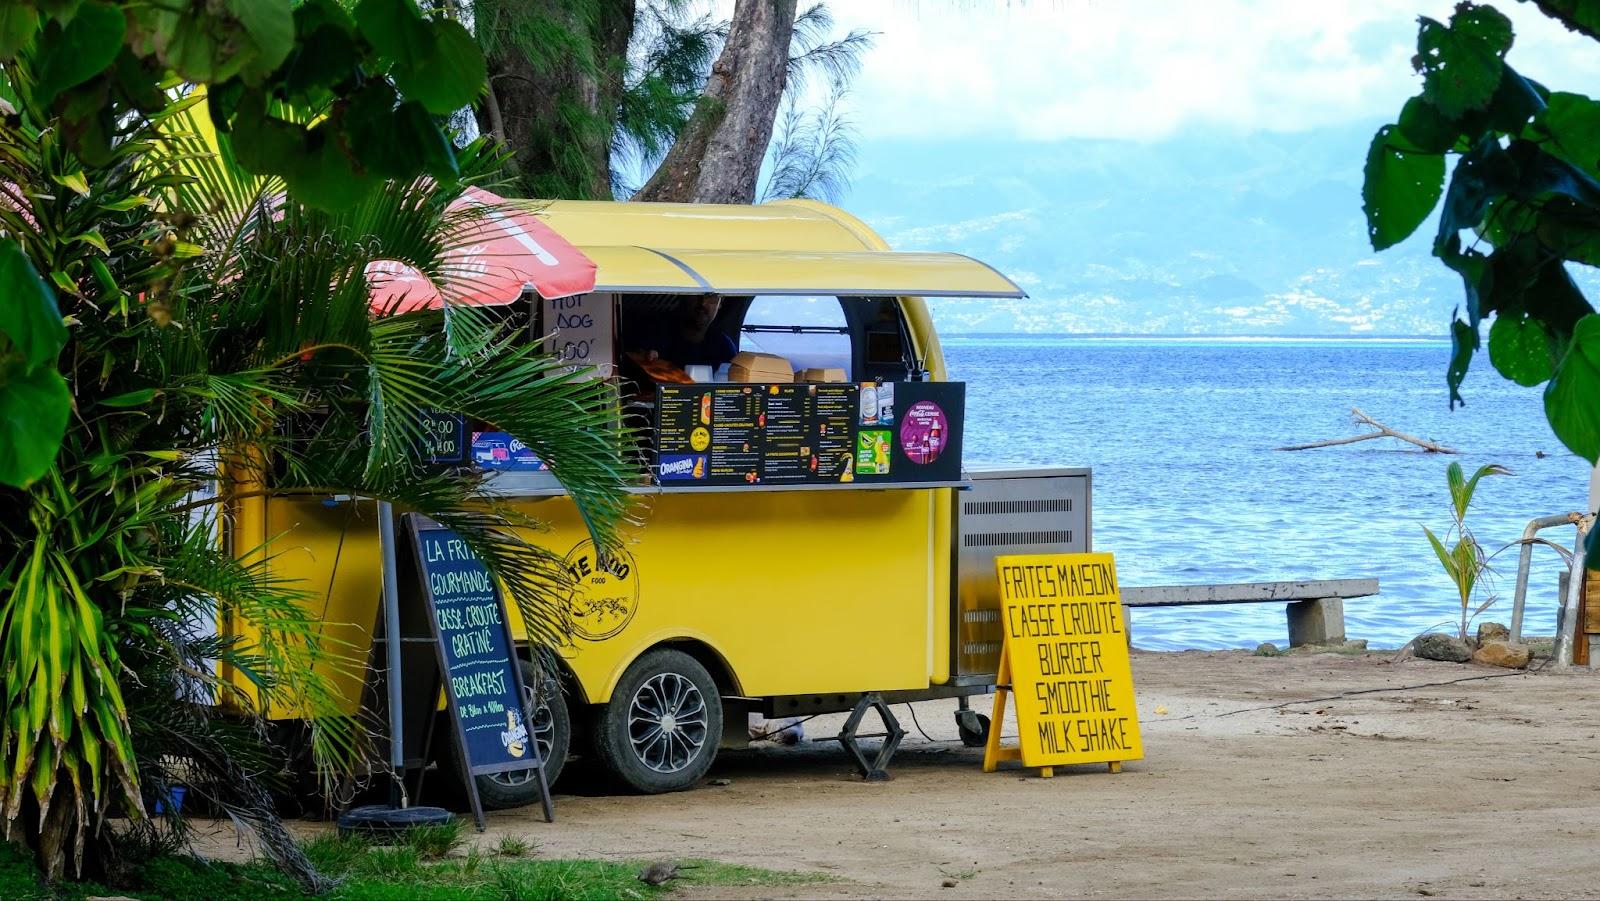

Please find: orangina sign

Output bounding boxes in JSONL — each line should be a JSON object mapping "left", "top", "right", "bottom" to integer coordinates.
{"left": 983, "top": 552, "right": 1143, "bottom": 777}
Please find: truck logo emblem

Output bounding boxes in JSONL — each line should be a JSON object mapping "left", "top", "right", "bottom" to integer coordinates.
{"left": 563, "top": 540, "right": 640, "bottom": 640}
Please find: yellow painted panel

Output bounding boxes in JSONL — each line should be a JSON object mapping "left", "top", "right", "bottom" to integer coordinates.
{"left": 585, "top": 246, "right": 705, "bottom": 293}
{"left": 989, "top": 553, "right": 1143, "bottom": 769}
{"left": 260, "top": 498, "right": 386, "bottom": 716}
{"left": 648, "top": 249, "right": 1025, "bottom": 298}
{"left": 540, "top": 200, "right": 872, "bottom": 252}
{"left": 255, "top": 487, "right": 950, "bottom": 717}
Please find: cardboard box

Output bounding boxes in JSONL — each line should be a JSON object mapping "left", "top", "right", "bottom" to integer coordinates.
{"left": 728, "top": 351, "right": 793, "bottom": 383}
{"left": 797, "top": 367, "right": 847, "bottom": 383}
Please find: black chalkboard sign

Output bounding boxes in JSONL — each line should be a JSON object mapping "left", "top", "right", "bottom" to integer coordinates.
{"left": 418, "top": 409, "right": 467, "bottom": 464}
{"left": 405, "top": 516, "right": 551, "bottom": 826}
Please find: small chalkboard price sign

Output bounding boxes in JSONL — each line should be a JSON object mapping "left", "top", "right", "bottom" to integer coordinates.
{"left": 418, "top": 409, "right": 467, "bottom": 465}
{"left": 982, "top": 552, "right": 1143, "bottom": 778}
{"left": 405, "top": 516, "right": 552, "bottom": 827}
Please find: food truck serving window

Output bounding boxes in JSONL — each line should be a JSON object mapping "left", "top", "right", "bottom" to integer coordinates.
{"left": 739, "top": 296, "right": 852, "bottom": 379}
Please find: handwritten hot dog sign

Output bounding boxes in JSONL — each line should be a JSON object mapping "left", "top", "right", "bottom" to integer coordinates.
{"left": 984, "top": 552, "right": 1143, "bottom": 775}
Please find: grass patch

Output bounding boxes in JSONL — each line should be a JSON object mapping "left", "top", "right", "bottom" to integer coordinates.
{"left": 494, "top": 835, "right": 532, "bottom": 858}
{"left": 0, "top": 831, "right": 825, "bottom": 900}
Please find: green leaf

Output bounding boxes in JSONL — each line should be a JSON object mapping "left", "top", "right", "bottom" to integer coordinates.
{"left": 1433, "top": 137, "right": 1502, "bottom": 256}
{"left": 225, "top": 96, "right": 307, "bottom": 175}
{"left": 98, "top": 389, "right": 156, "bottom": 408}
{"left": 1539, "top": 92, "right": 1600, "bottom": 180}
{"left": 1364, "top": 125, "right": 1445, "bottom": 251}
{"left": 1423, "top": 525, "right": 1458, "bottom": 582}
{"left": 282, "top": 13, "right": 360, "bottom": 102}
{"left": 53, "top": 170, "right": 89, "bottom": 195}
{"left": 356, "top": 0, "right": 485, "bottom": 115}
{"left": 33, "top": 0, "right": 123, "bottom": 106}
{"left": 0, "top": 238, "right": 67, "bottom": 370}
{"left": 1448, "top": 315, "right": 1477, "bottom": 409}
{"left": 1415, "top": 7, "right": 1509, "bottom": 120}
{"left": 1486, "top": 67, "right": 1545, "bottom": 135}
{"left": 1457, "top": 463, "right": 1509, "bottom": 520}
{"left": 1397, "top": 95, "right": 1459, "bottom": 153}
{"left": 0, "top": 4, "right": 38, "bottom": 61}
{"left": 1454, "top": 2, "right": 1514, "bottom": 55}
{"left": 226, "top": 0, "right": 294, "bottom": 83}
{"left": 280, "top": 127, "right": 378, "bottom": 211}
{"left": 68, "top": 230, "right": 108, "bottom": 254}
{"left": 1544, "top": 314, "right": 1600, "bottom": 464}
{"left": 0, "top": 359, "right": 69, "bottom": 488}
{"left": 354, "top": 0, "right": 429, "bottom": 67}
{"left": 399, "top": 100, "right": 457, "bottom": 179}
{"left": 1489, "top": 313, "right": 1555, "bottom": 386}
{"left": 399, "top": 19, "right": 486, "bottom": 116}
{"left": 98, "top": 195, "right": 148, "bottom": 212}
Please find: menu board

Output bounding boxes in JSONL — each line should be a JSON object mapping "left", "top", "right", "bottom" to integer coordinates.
{"left": 655, "top": 381, "right": 966, "bottom": 488}
{"left": 409, "top": 524, "right": 540, "bottom": 776}
{"left": 543, "top": 292, "right": 614, "bottom": 379}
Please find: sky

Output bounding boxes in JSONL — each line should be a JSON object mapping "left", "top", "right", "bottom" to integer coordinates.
{"left": 686, "top": 2, "right": 1600, "bottom": 335}
{"left": 826, "top": 1, "right": 1600, "bottom": 143}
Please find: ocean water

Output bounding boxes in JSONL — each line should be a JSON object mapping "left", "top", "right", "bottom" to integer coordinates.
{"left": 942, "top": 335, "right": 1593, "bottom": 651}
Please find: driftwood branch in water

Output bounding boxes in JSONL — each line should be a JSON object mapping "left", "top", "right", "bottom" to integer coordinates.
{"left": 1277, "top": 407, "right": 1458, "bottom": 454}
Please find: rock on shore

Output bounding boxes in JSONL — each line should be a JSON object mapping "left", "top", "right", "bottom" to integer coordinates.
{"left": 1414, "top": 633, "right": 1471, "bottom": 663}
{"left": 1471, "top": 640, "right": 1531, "bottom": 669}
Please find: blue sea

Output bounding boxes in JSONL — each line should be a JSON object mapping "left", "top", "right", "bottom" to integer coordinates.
{"left": 942, "top": 335, "right": 1593, "bottom": 651}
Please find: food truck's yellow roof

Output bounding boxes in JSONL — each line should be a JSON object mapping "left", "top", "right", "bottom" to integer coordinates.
{"left": 537, "top": 199, "right": 1024, "bottom": 297}
{"left": 537, "top": 199, "right": 885, "bottom": 252}
{"left": 536, "top": 199, "right": 1026, "bottom": 381}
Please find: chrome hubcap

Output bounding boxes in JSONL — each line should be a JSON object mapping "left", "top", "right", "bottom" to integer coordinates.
{"left": 629, "top": 672, "right": 707, "bottom": 774}
{"left": 488, "top": 680, "right": 556, "bottom": 788}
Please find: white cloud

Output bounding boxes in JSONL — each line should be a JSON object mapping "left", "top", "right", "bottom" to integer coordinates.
{"left": 824, "top": 0, "right": 1600, "bottom": 142}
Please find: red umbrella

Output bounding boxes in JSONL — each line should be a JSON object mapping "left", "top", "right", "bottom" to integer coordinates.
{"left": 366, "top": 186, "right": 595, "bottom": 313}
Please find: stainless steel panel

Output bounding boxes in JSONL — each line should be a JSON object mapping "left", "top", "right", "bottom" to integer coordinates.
{"left": 954, "top": 470, "right": 1090, "bottom": 682}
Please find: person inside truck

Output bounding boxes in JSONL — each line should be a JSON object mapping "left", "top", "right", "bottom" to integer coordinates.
{"left": 622, "top": 294, "right": 737, "bottom": 369}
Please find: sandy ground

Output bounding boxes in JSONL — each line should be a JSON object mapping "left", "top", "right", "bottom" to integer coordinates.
{"left": 204, "top": 650, "right": 1600, "bottom": 899}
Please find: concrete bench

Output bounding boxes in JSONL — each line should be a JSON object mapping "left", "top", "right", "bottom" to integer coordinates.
{"left": 1121, "top": 579, "right": 1379, "bottom": 647}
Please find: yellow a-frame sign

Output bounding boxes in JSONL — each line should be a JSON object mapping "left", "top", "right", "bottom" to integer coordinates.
{"left": 983, "top": 552, "right": 1143, "bottom": 777}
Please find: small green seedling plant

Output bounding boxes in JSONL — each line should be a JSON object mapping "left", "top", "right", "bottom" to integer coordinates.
{"left": 1423, "top": 461, "right": 1510, "bottom": 642}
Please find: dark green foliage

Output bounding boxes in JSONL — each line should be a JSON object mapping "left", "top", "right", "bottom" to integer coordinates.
{"left": 0, "top": 6, "right": 627, "bottom": 886}
{"left": 1363, "top": 124, "right": 1446, "bottom": 251}
{"left": 0, "top": 0, "right": 486, "bottom": 211}
{"left": 1364, "top": 1, "right": 1600, "bottom": 516}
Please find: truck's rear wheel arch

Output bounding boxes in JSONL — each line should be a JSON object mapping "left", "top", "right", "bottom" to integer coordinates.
{"left": 655, "top": 638, "right": 741, "bottom": 700}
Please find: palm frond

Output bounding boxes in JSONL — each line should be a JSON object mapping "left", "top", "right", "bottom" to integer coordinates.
{"left": 760, "top": 85, "right": 858, "bottom": 204}
{"left": 787, "top": 4, "right": 875, "bottom": 92}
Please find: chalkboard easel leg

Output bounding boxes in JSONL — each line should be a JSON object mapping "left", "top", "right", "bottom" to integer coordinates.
{"left": 535, "top": 761, "right": 554, "bottom": 824}
{"left": 1108, "top": 761, "right": 1122, "bottom": 774}
{"left": 1039, "top": 766, "right": 1053, "bottom": 779}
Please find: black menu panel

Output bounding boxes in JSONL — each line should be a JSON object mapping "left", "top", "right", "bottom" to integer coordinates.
{"left": 655, "top": 381, "right": 966, "bottom": 488}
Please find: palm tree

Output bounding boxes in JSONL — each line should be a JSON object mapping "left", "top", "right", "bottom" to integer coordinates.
{"left": 0, "top": 79, "right": 633, "bottom": 887}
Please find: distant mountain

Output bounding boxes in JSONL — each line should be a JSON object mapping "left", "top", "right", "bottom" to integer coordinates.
{"left": 846, "top": 125, "right": 1491, "bottom": 336}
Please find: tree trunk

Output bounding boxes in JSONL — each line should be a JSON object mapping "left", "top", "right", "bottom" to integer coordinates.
{"left": 634, "top": 0, "right": 798, "bottom": 204}
{"left": 477, "top": 0, "right": 636, "bottom": 199}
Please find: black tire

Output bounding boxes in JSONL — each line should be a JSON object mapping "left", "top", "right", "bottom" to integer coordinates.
{"left": 452, "top": 657, "right": 571, "bottom": 810}
{"left": 593, "top": 649, "right": 722, "bottom": 794}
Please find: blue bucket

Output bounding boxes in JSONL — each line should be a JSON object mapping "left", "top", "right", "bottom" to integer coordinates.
{"left": 153, "top": 786, "right": 186, "bottom": 815}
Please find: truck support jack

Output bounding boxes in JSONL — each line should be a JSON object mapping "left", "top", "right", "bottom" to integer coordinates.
{"left": 835, "top": 693, "right": 904, "bottom": 781}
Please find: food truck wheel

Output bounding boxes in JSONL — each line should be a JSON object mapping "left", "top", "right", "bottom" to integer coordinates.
{"left": 593, "top": 649, "right": 722, "bottom": 793}
{"left": 957, "top": 712, "right": 992, "bottom": 748}
{"left": 470, "top": 659, "right": 571, "bottom": 810}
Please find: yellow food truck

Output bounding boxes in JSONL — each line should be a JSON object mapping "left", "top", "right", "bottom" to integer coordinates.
{"left": 242, "top": 199, "right": 1090, "bottom": 807}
